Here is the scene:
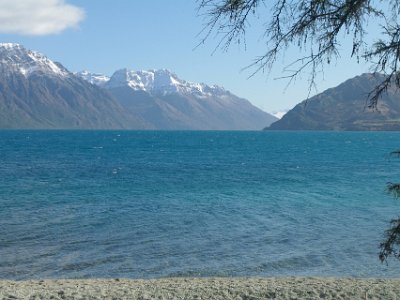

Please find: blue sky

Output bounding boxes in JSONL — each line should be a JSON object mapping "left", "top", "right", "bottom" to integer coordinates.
{"left": 0, "top": 0, "right": 373, "bottom": 113}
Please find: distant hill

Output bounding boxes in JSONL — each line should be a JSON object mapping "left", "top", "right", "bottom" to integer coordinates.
{"left": 267, "top": 73, "right": 400, "bottom": 131}
{"left": 78, "top": 69, "right": 278, "bottom": 130}
{"left": 0, "top": 43, "right": 146, "bottom": 129}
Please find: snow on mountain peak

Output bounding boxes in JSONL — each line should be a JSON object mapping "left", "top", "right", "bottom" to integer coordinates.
{"left": 75, "top": 70, "right": 110, "bottom": 86}
{"left": 0, "top": 43, "right": 23, "bottom": 50}
{"left": 105, "top": 68, "right": 226, "bottom": 97}
{"left": 0, "top": 43, "right": 69, "bottom": 78}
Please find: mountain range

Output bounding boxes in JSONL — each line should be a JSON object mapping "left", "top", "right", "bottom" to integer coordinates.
{"left": 76, "top": 68, "right": 278, "bottom": 130}
{"left": 267, "top": 73, "right": 400, "bottom": 131}
{"left": 0, "top": 43, "right": 277, "bottom": 130}
{"left": 4, "top": 43, "right": 399, "bottom": 131}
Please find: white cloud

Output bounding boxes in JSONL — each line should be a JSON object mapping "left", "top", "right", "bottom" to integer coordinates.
{"left": 0, "top": 0, "right": 85, "bottom": 35}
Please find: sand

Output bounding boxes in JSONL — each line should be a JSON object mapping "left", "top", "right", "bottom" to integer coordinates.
{"left": 1, "top": 277, "right": 400, "bottom": 299}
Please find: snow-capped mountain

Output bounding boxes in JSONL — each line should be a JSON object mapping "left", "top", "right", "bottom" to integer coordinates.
{"left": 75, "top": 70, "right": 110, "bottom": 86}
{"left": 0, "top": 43, "right": 70, "bottom": 78}
{"left": 77, "top": 68, "right": 278, "bottom": 130}
{"left": 0, "top": 43, "right": 276, "bottom": 130}
{"left": 0, "top": 43, "right": 147, "bottom": 129}
{"left": 81, "top": 68, "right": 228, "bottom": 97}
{"left": 272, "top": 110, "right": 288, "bottom": 119}
{"left": 77, "top": 68, "right": 262, "bottom": 100}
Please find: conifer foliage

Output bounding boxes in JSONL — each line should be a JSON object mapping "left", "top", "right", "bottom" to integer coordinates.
{"left": 198, "top": 0, "right": 400, "bottom": 104}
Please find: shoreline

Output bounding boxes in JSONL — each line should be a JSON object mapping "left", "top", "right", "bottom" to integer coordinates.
{"left": 1, "top": 277, "right": 400, "bottom": 299}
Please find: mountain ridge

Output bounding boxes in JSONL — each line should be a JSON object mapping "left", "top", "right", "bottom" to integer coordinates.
{"left": 77, "top": 68, "right": 278, "bottom": 130}
{"left": 78, "top": 68, "right": 231, "bottom": 97}
{"left": 266, "top": 73, "right": 400, "bottom": 131}
{"left": 0, "top": 43, "right": 70, "bottom": 78}
{"left": 0, "top": 43, "right": 147, "bottom": 129}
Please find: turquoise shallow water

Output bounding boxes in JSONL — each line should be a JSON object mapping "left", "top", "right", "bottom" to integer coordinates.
{"left": 1, "top": 130, "right": 400, "bottom": 279}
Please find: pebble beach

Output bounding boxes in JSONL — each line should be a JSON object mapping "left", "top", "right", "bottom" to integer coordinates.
{"left": 2, "top": 277, "right": 400, "bottom": 300}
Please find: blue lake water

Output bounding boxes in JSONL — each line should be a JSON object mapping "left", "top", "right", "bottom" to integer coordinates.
{"left": 1, "top": 130, "right": 400, "bottom": 279}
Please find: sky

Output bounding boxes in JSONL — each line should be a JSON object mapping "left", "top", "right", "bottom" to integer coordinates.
{"left": 0, "top": 0, "right": 376, "bottom": 114}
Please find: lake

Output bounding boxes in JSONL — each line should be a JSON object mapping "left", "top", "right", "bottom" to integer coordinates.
{"left": 1, "top": 130, "right": 400, "bottom": 279}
